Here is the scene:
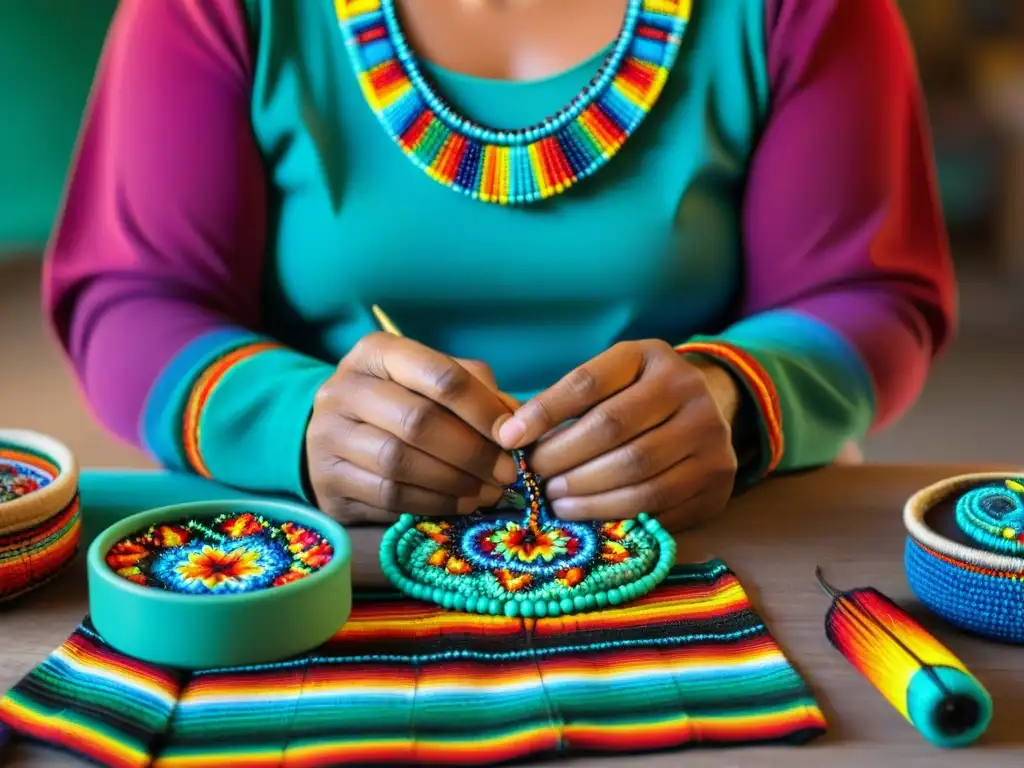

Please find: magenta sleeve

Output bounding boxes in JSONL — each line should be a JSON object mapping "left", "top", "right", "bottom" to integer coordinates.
{"left": 742, "top": 0, "right": 957, "bottom": 430}
{"left": 42, "top": 0, "right": 334, "bottom": 499}
{"left": 677, "top": 0, "right": 957, "bottom": 477}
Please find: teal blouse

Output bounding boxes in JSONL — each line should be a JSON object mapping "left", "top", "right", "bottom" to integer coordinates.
{"left": 44, "top": 0, "right": 956, "bottom": 502}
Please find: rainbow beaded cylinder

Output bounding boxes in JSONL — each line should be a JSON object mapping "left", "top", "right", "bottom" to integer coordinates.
{"left": 904, "top": 473, "right": 1024, "bottom": 644}
{"left": 380, "top": 450, "right": 677, "bottom": 617}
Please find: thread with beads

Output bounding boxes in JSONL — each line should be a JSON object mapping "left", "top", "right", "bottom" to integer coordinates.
{"left": 336, "top": 0, "right": 692, "bottom": 203}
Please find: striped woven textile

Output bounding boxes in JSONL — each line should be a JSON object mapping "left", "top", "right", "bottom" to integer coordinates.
{"left": 0, "top": 560, "right": 826, "bottom": 767}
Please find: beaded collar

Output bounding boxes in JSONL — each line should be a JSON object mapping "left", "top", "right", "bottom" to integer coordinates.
{"left": 380, "top": 449, "right": 676, "bottom": 617}
{"left": 335, "top": 0, "right": 693, "bottom": 204}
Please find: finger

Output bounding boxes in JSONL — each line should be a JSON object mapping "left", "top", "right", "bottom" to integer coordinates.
{"left": 321, "top": 500, "right": 398, "bottom": 526}
{"left": 543, "top": 407, "right": 694, "bottom": 499}
{"left": 530, "top": 371, "right": 688, "bottom": 480}
{"left": 359, "top": 334, "right": 514, "bottom": 442}
{"left": 496, "top": 391, "right": 521, "bottom": 411}
{"left": 654, "top": 489, "right": 727, "bottom": 533}
{"left": 455, "top": 358, "right": 498, "bottom": 390}
{"left": 339, "top": 375, "right": 518, "bottom": 486}
{"left": 456, "top": 358, "right": 521, "bottom": 411}
{"left": 322, "top": 458, "right": 461, "bottom": 517}
{"left": 497, "top": 344, "right": 643, "bottom": 449}
{"left": 332, "top": 419, "right": 491, "bottom": 498}
{"left": 550, "top": 456, "right": 710, "bottom": 521}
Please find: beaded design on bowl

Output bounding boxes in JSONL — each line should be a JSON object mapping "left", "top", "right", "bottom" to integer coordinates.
{"left": 0, "top": 455, "right": 54, "bottom": 504}
{"left": 955, "top": 479, "right": 1024, "bottom": 556}
{"left": 336, "top": 0, "right": 692, "bottom": 204}
{"left": 904, "top": 474, "right": 1024, "bottom": 644}
{"left": 380, "top": 449, "right": 676, "bottom": 617}
{"left": 0, "top": 445, "right": 79, "bottom": 603}
{"left": 105, "top": 512, "right": 334, "bottom": 595}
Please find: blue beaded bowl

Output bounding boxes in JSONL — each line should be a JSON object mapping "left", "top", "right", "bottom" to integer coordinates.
{"left": 904, "top": 473, "right": 1024, "bottom": 644}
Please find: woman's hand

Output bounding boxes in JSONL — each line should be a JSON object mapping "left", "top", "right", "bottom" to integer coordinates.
{"left": 496, "top": 340, "right": 741, "bottom": 531}
{"left": 307, "top": 332, "right": 518, "bottom": 524}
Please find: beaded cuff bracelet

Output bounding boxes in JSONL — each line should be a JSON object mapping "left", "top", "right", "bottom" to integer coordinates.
{"left": 904, "top": 473, "right": 1024, "bottom": 644}
{"left": 380, "top": 449, "right": 676, "bottom": 617}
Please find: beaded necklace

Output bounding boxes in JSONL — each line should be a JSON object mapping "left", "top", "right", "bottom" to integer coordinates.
{"left": 335, "top": 0, "right": 693, "bottom": 204}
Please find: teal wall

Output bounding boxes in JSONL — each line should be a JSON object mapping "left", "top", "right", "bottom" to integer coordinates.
{"left": 0, "top": 2, "right": 116, "bottom": 258}
{"left": 0, "top": 1, "right": 993, "bottom": 259}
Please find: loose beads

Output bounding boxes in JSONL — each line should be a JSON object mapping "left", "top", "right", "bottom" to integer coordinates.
{"left": 335, "top": 0, "right": 693, "bottom": 203}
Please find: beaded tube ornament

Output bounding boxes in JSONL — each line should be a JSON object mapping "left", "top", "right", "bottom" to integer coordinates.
{"left": 816, "top": 568, "right": 992, "bottom": 748}
{"left": 380, "top": 449, "right": 676, "bottom": 617}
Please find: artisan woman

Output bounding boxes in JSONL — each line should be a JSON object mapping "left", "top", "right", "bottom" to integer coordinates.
{"left": 44, "top": 0, "right": 956, "bottom": 531}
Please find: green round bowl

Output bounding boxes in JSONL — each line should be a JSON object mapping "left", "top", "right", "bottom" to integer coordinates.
{"left": 87, "top": 499, "right": 351, "bottom": 669}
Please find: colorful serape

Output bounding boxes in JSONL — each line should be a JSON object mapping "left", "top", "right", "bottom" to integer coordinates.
{"left": 0, "top": 560, "right": 826, "bottom": 767}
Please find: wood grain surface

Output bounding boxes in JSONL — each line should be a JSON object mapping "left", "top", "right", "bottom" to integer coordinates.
{"left": 2, "top": 464, "right": 1022, "bottom": 767}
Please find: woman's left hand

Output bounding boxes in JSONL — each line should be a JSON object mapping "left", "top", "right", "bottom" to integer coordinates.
{"left": 495, "top": 340, "right": 741, "bottom": 531}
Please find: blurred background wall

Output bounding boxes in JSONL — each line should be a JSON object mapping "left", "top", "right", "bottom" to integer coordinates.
{"left": 0, "top": 1, "right": 117, "bottom": 258}
{"left": 0, "top": 0, "right": 1021, "bottom": 466}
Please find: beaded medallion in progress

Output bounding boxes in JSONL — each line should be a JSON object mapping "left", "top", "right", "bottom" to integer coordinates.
{"left": 954, "top": 479, "right": 1024, "bottom": 556}
{"left": 380, "top": 449, "right": 676, "bottom": 617}
{"left": 336, "top": 0, "right": 692, "bottom": 203}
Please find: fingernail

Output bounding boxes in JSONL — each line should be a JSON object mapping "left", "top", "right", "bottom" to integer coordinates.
{"left": 551, "top": 498, "right": 576, "bottom": 518}
{"left": 498, "top": 416, "right": 527, "bottom": 447}
{"left": 545, "top": 477, "right": 567, "bottom": 498}
{"left": 493, "top": 454, "right": 517, "bottom": 485}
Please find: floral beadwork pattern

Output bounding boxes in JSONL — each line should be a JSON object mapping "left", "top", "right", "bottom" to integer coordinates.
{"left": 105, "top": 512, "right": 334, "bottom": 595}
{"left": 0, "top": 458, "right": 54, "bottom": 504}
{"left": 381, "top": 450, "right": 676, "bottom": 617}
{"left": 955, "top": 478, "right": 1024, "bottom": 556}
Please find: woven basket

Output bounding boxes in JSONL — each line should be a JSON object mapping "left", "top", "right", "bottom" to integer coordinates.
{"left": 0, "top": 428, "right": 80, "bottom": 602}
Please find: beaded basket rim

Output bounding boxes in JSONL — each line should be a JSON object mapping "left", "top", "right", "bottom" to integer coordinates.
{"left": 903, "top": 472, "right": 1024, "bottom": 574}
{"left": 0, "top": 429, "right": 79, "bottom": 536}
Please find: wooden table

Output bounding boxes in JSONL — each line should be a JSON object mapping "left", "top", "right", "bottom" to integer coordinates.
{"left": 3, "top": 465, "right": 1022, "bottom": 767}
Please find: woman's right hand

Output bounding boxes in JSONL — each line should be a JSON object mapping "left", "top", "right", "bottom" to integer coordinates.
{"left": 306, "top": 332, "right": 519, "bottom": 524}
